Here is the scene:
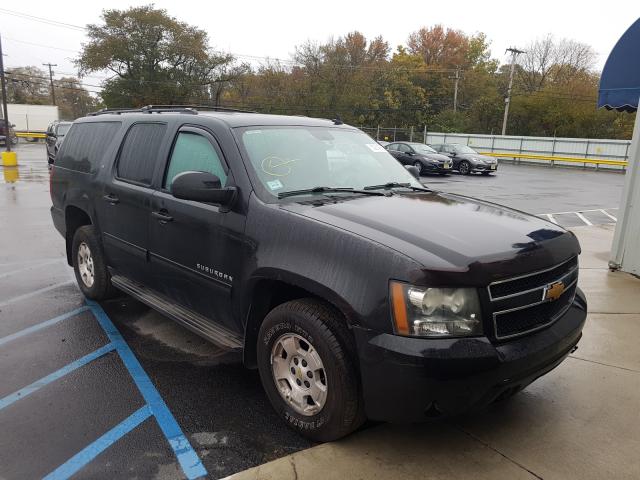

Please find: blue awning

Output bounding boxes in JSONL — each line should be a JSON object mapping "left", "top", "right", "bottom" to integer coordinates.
{"left": 598, "top": 18, "right": 640, "bottom": 112}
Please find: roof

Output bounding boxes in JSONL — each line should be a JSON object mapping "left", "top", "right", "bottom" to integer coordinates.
{"left": 598, "top": 18, "right": 640, "bottom": 112}
{"left": 82, "top": 106, "right": 347, "bottom": 129}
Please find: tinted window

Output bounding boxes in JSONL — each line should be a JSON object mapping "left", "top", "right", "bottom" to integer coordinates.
{"left": 386, "top": 143, "right": 397, "bottom": 151}
{"left": 164, "top": 132, "right": 227, "bottom": 189}
{"left": 398, "top": 144, "right": 411, "bottom": 153}
{"left": 55, "top": 122, "right": 122, "bottom": 173}
{"left": 117, "top": 123, "right": 167, "bottom": 185}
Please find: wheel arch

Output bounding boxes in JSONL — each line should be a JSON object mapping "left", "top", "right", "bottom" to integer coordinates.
{"left": 241, "top": 270, "right": 357, "bottom": 369}
{"left": 64, "top": 205, "right": 93, "bottom": 265}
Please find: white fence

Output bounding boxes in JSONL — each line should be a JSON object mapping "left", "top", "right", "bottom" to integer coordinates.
{"left": 425, "top": 132, "right": 630, "bottom": 171}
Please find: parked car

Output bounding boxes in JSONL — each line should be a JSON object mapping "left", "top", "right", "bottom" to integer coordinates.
{"left": 430, "top": 143, "right": 498, "bottom": 175}
{"left": 385, "top": 142, "right": 452, "bottom": 175}
{"left": 46, "top": 121, "right": 73, "bottom": 164}
{"left": 50, "top": 106, "right": 586, "bottom": 442}
{"left": 0, "top": 119, "right": 18, "bottom": 146}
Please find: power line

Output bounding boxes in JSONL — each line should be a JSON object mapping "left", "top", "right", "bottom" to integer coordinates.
{"left": 0, "top": 8, "right": 85, "bottom": 31}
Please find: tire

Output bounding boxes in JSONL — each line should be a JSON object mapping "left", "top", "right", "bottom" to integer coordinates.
{"left": 459, "top": 160, "right": 471, "bottom": 175}
{"left": 413, "top": 160, "right": 423, "bottom": 175}
{"left": 71, "top": 225, "right": 117, "bottom": 300}
{"left": 257, "top": 298, "right": 364, "bottom": 442}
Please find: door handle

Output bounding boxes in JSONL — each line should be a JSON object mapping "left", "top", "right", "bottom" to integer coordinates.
{"left": 103, "top": 193, "right": 120, "bottom": 205}
{"left": 152, "top": 210, "right": 173, "bottom": 223}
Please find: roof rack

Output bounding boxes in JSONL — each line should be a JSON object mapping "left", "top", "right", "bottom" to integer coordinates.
{"left": 88, "top": 104, "right": 255, "bottom": 116}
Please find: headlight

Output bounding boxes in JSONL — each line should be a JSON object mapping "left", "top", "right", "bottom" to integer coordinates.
{"left": 390, "top": 281, "right": 482, "bottom": 337}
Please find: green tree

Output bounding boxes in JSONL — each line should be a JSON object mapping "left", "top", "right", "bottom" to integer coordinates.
{"left": 77, "top": 5, "right": 236, "bottom": 107}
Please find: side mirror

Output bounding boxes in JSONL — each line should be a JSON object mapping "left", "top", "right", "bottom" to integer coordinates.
{"left": 405, "top": 165, "right": 420, "bottom": 179}
{"left": 171, "top": 171, "right": 236, "bottom": 206}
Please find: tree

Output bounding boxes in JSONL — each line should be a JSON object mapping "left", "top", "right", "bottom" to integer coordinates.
{"left": 518, "top": 35, "right": 596, "bottom": 92}
{"left": 5, "top": 66, "right": 50, "bottom": 104}
{"left": 77, "top": 5, "right": 236, "bottom": 107}
{"left": 54, "top": 77, "right": 100, "bottom": 120}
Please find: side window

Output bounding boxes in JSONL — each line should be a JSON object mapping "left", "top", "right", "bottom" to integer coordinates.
{"left": 164, "top": 132, "right": 227, "bottom": 190}
{"left": 387, "top": 143, "right": 397, "bottom": 151}
{"left": 398, "top": 144, "right": 410, "bottom": 153}
{"left": 55, "top": 122, "right": 122, "bottom": 173}
{"left": 116, "top": 123, "right": 167, "bottom": 185}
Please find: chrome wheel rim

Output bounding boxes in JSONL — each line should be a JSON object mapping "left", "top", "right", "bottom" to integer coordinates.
{"left": 270, "top": 333, "right": 327, "bottom": 416}
{"left": 460, "top": 162, "right": 470, "bottom": 174}
{"left": 413, "top": 161, "right": 422, "bottom": 173}
{"left": 77, "top": 242, "right": 95, "bottom": 288}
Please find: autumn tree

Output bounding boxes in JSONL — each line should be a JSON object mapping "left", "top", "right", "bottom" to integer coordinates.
{"left": 77, "top": 5, "right": 237, "bottom": 107}
{"left": 54, "top": 77, "right": 100, "bottom": 120}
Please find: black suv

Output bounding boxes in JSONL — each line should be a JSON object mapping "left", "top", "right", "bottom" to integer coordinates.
{"left": 0, "top": 119, "right": 17, "bottom": 146}
{"left": 46, "top": 121, "right": 73, "bottom": 164}
{"left": 50, "top": 106, "right": 586, "bottom": 442}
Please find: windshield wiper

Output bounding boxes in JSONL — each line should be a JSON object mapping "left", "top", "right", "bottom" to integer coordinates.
{"left": 277, "top": 186, "right": 385, "bottom": 199}
{"left": 363, "top": 182, "right": 431, "bottom": 192}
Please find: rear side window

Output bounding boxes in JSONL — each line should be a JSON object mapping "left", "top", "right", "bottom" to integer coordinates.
{"left": 116, "top": 123, "right": 167, "bottom": 185}
{"left": 55, "top": 122, "right": 122, "bottom": 173}
{"left": 164, "top": 132, "right": 227, "bottom": 189}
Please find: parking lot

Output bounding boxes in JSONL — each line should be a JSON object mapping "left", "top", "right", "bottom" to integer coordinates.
{"left": 1, "top": 143, "right": 636, "bottom": 479}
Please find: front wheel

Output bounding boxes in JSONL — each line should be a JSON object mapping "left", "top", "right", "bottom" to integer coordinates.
{"left": 257, "top": 299, "right": 364, "bottom": 442}
{"left": 413, "top": 160, "right": 423, "bottom": 175}
{"left": 459, "top": 160, "right": 471, "bottom": 175}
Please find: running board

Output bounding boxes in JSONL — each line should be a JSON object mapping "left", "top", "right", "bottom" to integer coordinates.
{"left": 111, "top": 275, "right": 243, "bottom": 350}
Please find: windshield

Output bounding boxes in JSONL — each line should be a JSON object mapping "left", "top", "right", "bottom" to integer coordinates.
{"left": 238, "top": 126, "right": 423, "bottom": 199}
{"left": 454, "top": 145, "right": 477, "bottom": 154}
{"left": 57, "top": 124, "right": 72, "bottom": 136}
{"left": 412, "top": 144, "right": 437, "bottom": 154}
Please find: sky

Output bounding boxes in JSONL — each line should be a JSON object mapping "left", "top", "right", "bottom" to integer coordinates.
{"left": 1, "top": 0, "right": 639, "bottom": 94}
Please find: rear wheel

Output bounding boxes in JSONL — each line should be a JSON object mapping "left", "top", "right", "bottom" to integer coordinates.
{"left": 72, "top": 225, "right": 117, "bottom": 300}
{"left": 459, "top": 160, "right": 471, "bottom": 175}
{"left": 257, "top": 298, "right": 364, "bottom": 442}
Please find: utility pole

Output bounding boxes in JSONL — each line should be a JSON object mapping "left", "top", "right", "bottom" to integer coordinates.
{"left": 450, "top": 67, "right": 461, "bottom": 113}
{"left": 1, "top": 34, "right": 11, "bottom": 153}
{"left": 42, "top": 62, "right": 57, "bottom": 105}
{"left": 501, "top": 47, "right": 525, "bottom": 136}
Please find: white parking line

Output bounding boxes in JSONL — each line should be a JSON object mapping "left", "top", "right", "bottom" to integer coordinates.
{"left": 0, "top": 258, "right": 65, "bottom": 281}
{"left": 600, "top": 209, "right": 618, "bottom": 222}
{"left": 545, "top": 214, "right": 558, "bottom": 224}
{"left": 574, "top": 212, "right": 593, "bottom": 226}
{"left": 0, "top": 280, "right": 74, "bottom": 308}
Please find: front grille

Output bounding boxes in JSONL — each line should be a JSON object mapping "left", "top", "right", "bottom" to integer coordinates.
{"left": 488, "top": 256, "right": 578, "bottom": 339}
{"left": 489, "top": 256, "right": 578, "bottom": 299}
{"left": 494, "top": 284, "right": 576, "bottom": 338}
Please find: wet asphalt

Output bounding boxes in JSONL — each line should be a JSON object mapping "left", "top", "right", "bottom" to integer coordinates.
{"left": 0, "top": 144, "right": 625, "bottom": 479}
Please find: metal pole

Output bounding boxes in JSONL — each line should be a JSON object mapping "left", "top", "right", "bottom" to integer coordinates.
{"left": 423, "top": 125, "right": 427, "bottom": 144}
{"left": 43, "top": 62, "right": 58, "bottom": 105}
{"left": 501, "top": 48, "right": 524, "bottom": 136}
{"left": 452, "top": 67, "right": 460, "bottom": 113}
{"left": 0, "top": 34, "right": 11, "bottom": 153}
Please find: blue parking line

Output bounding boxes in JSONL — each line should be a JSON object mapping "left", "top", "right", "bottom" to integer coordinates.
{"left": 43, "top": 405, "right": 153, "bottom": 480}
{"left": 0, "top": 306, "right": 90, "bottom": 347}
{"left": 0, "top": 342, "right": 115, "bottom": 411}
{"left": 87, "top": 300, "right": 208, "bottom": 480}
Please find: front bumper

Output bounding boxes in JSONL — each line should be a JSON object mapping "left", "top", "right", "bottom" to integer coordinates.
{"left": 424, "top": 162, "right": 452, "bottom": 174}
{"left": 472, "top": 163, "right": 498, "bottom": 172}
{"left": 354, "top": 288, "right": 587, "bottom": 422}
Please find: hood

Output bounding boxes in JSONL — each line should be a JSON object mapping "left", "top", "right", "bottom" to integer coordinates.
{"left": 282, "top": 191, "right": 578, "bottom": 283}
{"left": 418, "top": 153, "right": 450, "bottom": 163}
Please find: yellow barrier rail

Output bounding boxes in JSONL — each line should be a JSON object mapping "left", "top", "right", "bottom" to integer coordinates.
{"left": 15, "top": 132, "right": 47, "bottom": 139}
{"left": 480, "top": 152, "right": 628, "bottom": 167}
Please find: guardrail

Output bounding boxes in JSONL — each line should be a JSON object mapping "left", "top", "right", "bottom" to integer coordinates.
{"left": 15, "top": 132, "right": 46, "bottom": 139}
{"left": 481, "top": 152, "right": 628, "bottom": 168}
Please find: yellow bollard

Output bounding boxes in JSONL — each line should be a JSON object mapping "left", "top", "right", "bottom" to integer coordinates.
{"left": 3, "top": 166, "right": 19, "bottom": 183}
{"left": 2, "top": 151, "right": 17, "bottom": 167}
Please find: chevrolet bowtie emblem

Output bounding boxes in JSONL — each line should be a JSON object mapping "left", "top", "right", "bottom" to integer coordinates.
{"left": 544, "top": 281, "right": 565, "bottom": 301}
